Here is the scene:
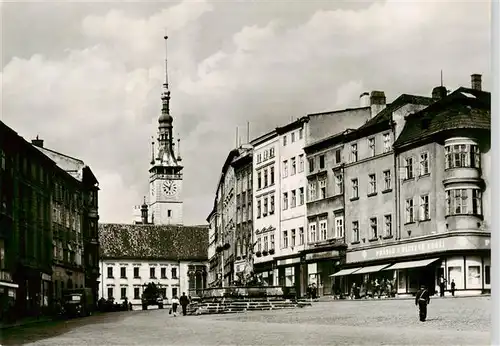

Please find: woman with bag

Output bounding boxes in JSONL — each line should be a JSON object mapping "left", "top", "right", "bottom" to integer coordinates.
{"left": 171, "top": 296, "right": 180, "bottom": 317}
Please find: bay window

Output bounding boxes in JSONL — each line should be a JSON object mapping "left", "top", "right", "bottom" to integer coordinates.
{"left": 445, "top": 143, "right": 481, "bottom": 169}
{"left": 446, "top": 188, "right": 483, "bottom": 216}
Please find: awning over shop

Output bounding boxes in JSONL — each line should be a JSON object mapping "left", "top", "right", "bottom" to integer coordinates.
{"left": 353, "top": 264, "right": 392, "bottom": 275}
{"left": 382, "top": 258, "right": 440, "bottom": 271}
{"left": 330, "top": 267, "right": 362, "bottom": 277}
{"left": 0, "top": 281, "right": 19, "bottom": 289}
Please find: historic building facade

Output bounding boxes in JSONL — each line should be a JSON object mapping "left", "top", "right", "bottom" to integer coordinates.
{"left": 251, "top": 131, "right": 279, "bottom": 285}
{"left": 274, "top": 118, "right": 308, "bottom": 294}
{"left": 98, "top": 223, "right": 208, "bottom": 306}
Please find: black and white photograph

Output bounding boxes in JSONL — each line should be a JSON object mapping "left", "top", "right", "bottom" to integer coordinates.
{"left": 0, "top": 0, "right": 497, "bottom": 345}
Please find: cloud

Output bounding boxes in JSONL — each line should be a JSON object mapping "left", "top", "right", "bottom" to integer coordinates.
{"left": 1, "top": 1, "right": 490, "bottom": 225}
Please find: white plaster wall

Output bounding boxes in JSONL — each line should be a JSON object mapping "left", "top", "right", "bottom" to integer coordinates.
{"left": 445, "top": 256, "right": 465, "bottom": 290}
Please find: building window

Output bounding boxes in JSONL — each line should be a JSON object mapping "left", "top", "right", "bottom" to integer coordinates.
{"left": 308, "top": 180, "right": 317, "bottom": 201}
{"left": 107, "top": 287, "right": 114, "bottom": 299}
{"left": 446, "top": 189, "right": 481, "bottom": 216}
{"left": 283, "top": 135, "right": 287, "bottom": 146}
{"left": 335, "top": 215, "right": 344, "bottom": 239}
{"left": 270, "top": 195, "right": 275, "bottom": 214}
{"left": 270, "top": 166, "right": 275, "bottom": 185}
{"left": 120, "top": 267, "right": 126, "bottom": 278}
{"left": 107, "top": 267, "right": 114, "bottom": 278}
{"left": 290, "top": 157, "right": 297, "bottom": 175}
{"left": 308, "top": 158, "right": 314, "bottom": 173}
{"left": 319, "top": 155, "right": 325, "bottom": 169}
{"left": 264, "top": 150, "right": 269, "bottom": 161}
{"left": 257, "top": 200, "right": 261, "bottom": 218}
{"left": 405, "top": 198, "right": 414, "bottom": 223}
{"left": 335, "top": 149, "right": 341, "bottom": 164}
{"left": 384, "top": 215, "right": 392, "bottom": 237}
{"left": 420, "top": 152, "right": 429, "bottom": 176}
{"left": 298, "top": 154, "right": 304, "bottom": 172}
{"left": 121, "top": 287, "right": 127, "bottom": 299}
{"left": 134, "top": 287, "right": 140, "bottom": 299}
{"left": 172, "top": 287, "right": 178, "bottom": 297}
{"left": 263, "top": 197, "right": 268, "bottom": 216}
{"left": 351, "top": 178, "right": 359, "bottom": 199}
{"left": 291, "top": 132, "right": 295, "bottom": 143}
{"left": 333, "top": 172, "right": 343, "bottom": 195}
{"left": 258, "top": 172, "right": 262, "bottom": 189}
{"left": 283, "top": 160, "right": 288, "bottom": 178}
{"left": 264, "top": 169, "right": 268, "bottom": 187}
{"left": 291, "top": 190, "right": 297, "bottom": 208}
{"left": 370, "top": 218, "right": 378, "bottom": 239}
{"left": 405, "top": 157, "right": 414, "bottom": 179}
{"left": 368, "top": 174, "right": 376, "bottom": 194}
{"left": 350, "top": 143, "right": 358, "bottom": 162}
{"left": 368, "top": 138, "right": 375, "bottom": 157}
{"left": 270, "top": 234, "right": 275, "bottom": 249}
{"left": 485, "top": 265, "right": 491, "bottom": 285}
{"left": 299, "top": 128, "right": 303, "bottom": 139}
{"left": 134, "top": 267, "right": 140, "bottom": 278}
{"left": 299, "top": 187, "right": 305, "bottom": 205}
{"left": 299, "top": 227, "right": 304, "bottom": 245}
{"left": 445, "top": 144, "right": 481, "bottom": 169}
{"left": 270, "top": 147, "right": 275, "bottom": 158}
{"left": 383, "top": 170, "right": 391, "bottom": 190}
{"left": 383, "top": 133, "right": 391, "bottom": 152}
{"left": 309, "top": 223, "right": 317, "bottom": 243}
{"left": 257, "top": 238, "right": 262, "bottom": 252}
{"left": 171, "top": 268, "right": 177, "bottom": 279}
{"left": 319, "top": 220, "right": 327, "bottom": 240}
{"left": 291, "top": 229, "right": 296, "bottom": 247}
{"left": 283, "top": 192, "right": 289, "bottom": 210}
{"left": 263, "top": 236, "right": 269, "bottom": 251}
{"left": 150, "top": 267, "right": 156, "bottom": 278}
{"left": 352, "top": 221, "right": 359, "bottom": 242}
{"left": 161, "top": 267, "right": 167, "bottom": 279}
{"left": 420, "top": 195, "right": 430, "bottom": 220}
{"left": 283, "top": 231, "right": 288, "bottom": 248}
{"left": 319, "top": 178, "right": 327, "bottom": 199}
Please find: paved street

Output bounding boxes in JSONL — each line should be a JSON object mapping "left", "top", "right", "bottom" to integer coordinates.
{"left": 1, "top": 297, "right": 490, "bottom": 345}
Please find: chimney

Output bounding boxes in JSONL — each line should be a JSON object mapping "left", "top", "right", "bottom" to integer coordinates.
{"left": 141, "top": 197, "right": 149, "bottom": 225}
{"left": 359, "top": 92, "right": 370, "bottom": 107}
{"left": 370, "top": 91, "right": 386, "bottom": 117}
{"left": 431, "top": 86, "right": 447, "bottom": 100}
{"left": 31, "top": 135, "right": 44, "bottom": 148}
{"left": 471, "top": 74, "right": 482, "bottom": 91}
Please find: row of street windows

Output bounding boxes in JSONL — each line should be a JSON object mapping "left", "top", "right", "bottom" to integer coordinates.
{"left": 350, "top": 170, "right": 392, "bottom": 199}
{"left": 282, "top": 154, "right": 304, "bottom": 178}
{"left": 107, "top": 286, "right": 177, "bottom": 300}
{"left": 351, "top": 215, "right": 393, "bottom": 243}
{"left": 349, "top": 133, "right": 392, "bottom": 163}
{"left": 107, "top": 266, "right": 178, "bottom": 279}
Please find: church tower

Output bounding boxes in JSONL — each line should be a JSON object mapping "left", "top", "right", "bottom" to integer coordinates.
{"left": 148, "top": 35, "right": 184, "bottom": 225}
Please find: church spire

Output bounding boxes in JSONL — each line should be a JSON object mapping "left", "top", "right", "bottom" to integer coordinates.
{"left": 161, "top": 34, "right": 171, "bottom": 115}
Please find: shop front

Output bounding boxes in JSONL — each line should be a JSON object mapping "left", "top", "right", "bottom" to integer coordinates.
{"left": 253, "top": 260, "right": 274, "bottom": 286}
{"left": 0, "top": 270, "right": 18, "bottom": 322}
{"left": 301, "top": 248, "right": 344, "bottom": 297}
{"left": 335, "top": 233, "right": 490, "bottom": 297}
{"left": 276, "top": 256, "right": 300, "bottom": 296}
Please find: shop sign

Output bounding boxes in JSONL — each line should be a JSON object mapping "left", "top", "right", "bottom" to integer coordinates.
{"left": 276, "top": 257, "right": 300, "bottom": 267}
{"left": 305, "top": 250, "right": 340, "bottom": 261}
{"left": 347, "top": 235, "right": 491, "bottom": 263}
{"left": 0, "top": 270, "right": 12, "bottom": 282}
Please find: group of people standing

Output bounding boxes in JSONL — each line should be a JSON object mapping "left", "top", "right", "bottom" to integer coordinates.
{"left": 349, "top": 278, "right": 397, "bottom": 299}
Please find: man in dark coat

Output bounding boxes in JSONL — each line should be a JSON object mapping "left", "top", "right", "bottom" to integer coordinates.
{"left": 415, "top": 284, "right": 431, "bottom": 322}
{"left": 180, "top": 292, "right": 190, "bottom": 316}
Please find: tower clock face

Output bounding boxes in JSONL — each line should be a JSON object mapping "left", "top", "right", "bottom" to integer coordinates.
{"left": 163, "top": 180, "right": 177, "bottom": 196}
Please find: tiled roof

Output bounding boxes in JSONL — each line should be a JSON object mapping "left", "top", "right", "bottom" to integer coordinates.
{"left": 358, "top": 94, "right": 434, "bottom": 131}
{"left": 394, "top": 87, "right": 491, "bottom": 149}
{"left": 99, "top": 223, "right": 209, "bottom": 261}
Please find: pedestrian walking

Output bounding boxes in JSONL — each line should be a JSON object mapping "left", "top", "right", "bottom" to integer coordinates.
{"left": 415, "top": 284, "right": 431, "bottom": 322}
{"left": 180, "top": 292, "right": 190, "bottom": 316}
{"left": 171, "top": 296, "right": 179, "bottom": 317}
{"left": 439, "top": 275, "right": 447, "bottom": 297}
{"left": 450, "top": 279, "right": 456, "bottom": 297}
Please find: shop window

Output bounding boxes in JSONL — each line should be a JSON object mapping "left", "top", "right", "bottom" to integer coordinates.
{"left": 448, "top": 266, "right": 463, "bottom": 289}
{"left": 285, "top": 267, "right": 295, "bottom": 287}
{"left": 485, "top": 266, "right": 490, "bottom": 285}
{"left": 134, "top": 287, "right": 140, "bottom": 299}
{"left": 467, "top": 266, "right": 481, "bottom": 286}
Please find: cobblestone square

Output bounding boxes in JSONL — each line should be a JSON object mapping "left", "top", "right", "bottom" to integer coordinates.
{"left": 1, "top": 296, "right": 490, "bottom": 346}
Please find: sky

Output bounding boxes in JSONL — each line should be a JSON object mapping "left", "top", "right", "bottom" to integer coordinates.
{"left": 0, "top": 0, "right": 491, "bottom": 226}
